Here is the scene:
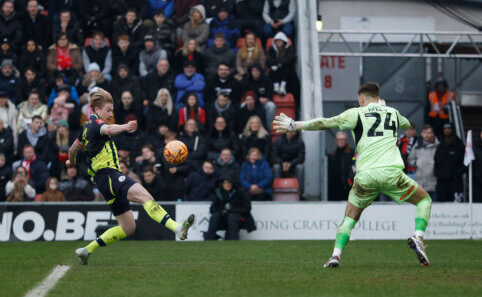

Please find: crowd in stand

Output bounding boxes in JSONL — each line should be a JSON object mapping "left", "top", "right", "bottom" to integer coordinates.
{"left": 0, "top": 0, "right": 306, "bottom": 204}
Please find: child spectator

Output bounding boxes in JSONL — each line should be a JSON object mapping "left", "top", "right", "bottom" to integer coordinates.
{"left": 40, "top": 177, "right": 66, "bottom": 202}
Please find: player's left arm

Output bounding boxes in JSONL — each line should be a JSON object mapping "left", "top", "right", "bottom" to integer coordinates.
{"left": 397, "top": 112, "right": 412, "bottom": 131}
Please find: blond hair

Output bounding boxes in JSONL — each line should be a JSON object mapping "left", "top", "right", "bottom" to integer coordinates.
{"left": 243, "top": 116, "right": 268, "bottom": 138}
{"left": 153, "top": 88, "right": 173, "bottom": 116}
{"left": 90, "top": 88, "right": 114, "bottom": 112}
{"left": 239, "top": 32, "right": 263, "bottom": 60}
{"left": 182, "top": 39, "right": 200, "bottom": 56}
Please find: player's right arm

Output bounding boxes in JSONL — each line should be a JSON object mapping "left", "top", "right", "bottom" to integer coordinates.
{"left": 100, "top": 120, "right": 137, "bottom": 136}
{"left": 273, "top": 109, "right": 358, "bottom": 133}
{"left": 397, "top": 112, "right": 412, "bottom": 131}
{"left": 66, "top": 139, "right": 84, "bottom": 168}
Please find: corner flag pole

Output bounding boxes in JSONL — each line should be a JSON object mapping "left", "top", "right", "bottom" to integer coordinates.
{"left": 464, "top": 130, "right": 475, "bottom": 239}
{"left": 469, "top": 162, "right": 473, "bottom": 239}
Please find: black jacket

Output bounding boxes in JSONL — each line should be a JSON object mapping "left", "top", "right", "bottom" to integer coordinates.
{"left": 112, "top": 45, "right": 140, "bottom": 76}
{"left": 17, "top": 130, "right": 50, "bottom": 163}
{"left": 242, "top": 63, "right": 273, "bottom": 101}
{"left": 184, "top": 168, "right": 216, "bottom": 201}
{"left": 203, "top": 44, "right": 236, "bottom": 80}
{"left": 141, "top": 70, "right": 176, "bottom": 102}
{"left": 0, "top": 165, "right": 11, "bottom": 201}
{"left": 112, "top": 17, "right": 146, "bottom": 51}
{"left": 52, "top": 18, "right": 84, "bottom": 46}
{"left": 21, "top": 13, "right": 51, "bottom": 50}
{"left": 204, "top": 74, "right": 241, "bottom": 106}
{"left": 19, "top": 48, "right": 47, "bottom": 79}
{"left": 240, "top": 133, "right": 271, "bottom": 162}
{"left": 235, "top": 0, "right": 263, "bottom": 20}
{"left": 151, "top": 18, "right": 176, "bottom": 55}
{"left": 173, "top": 50, "right": 204, "bottom": 75}
{"left": 110, "top": 67, "right": 142, "bottom": 103}
{"left": 15, "top": 75, "right": 47, "bottom": 104}
{"left": 142, "top": 175, "right": 165, "bottom": 200}
{"left": 114, "top": 102, "right": 144, "bottom": 128}
{"left": 434, "top": 136, "right": 465, "bottom": 182}
{"left": 0, "top": 126, "right": 14, "bottom": 163}
{"left": 179, "top": 132, "right": 208, "bottom": 169}
{"left": 213, "top": 158, "right": 240, "bottom": 181}
{"left": 236, "top": 104, "right": 267, "bottom": 134}
{"left": 208, "top": 128, "right": 240, "bottom": 157}
{"left": 203, "top": 0, "right": 235, "bottom": 18}
{"left": 146, "top": 103, "right": 178, "bottom": 135}
{"left": 206, "top": 101, "right": 237, "bottom": 132}
{"left": 113, "top": 129, "right": 151, "bottom": 159}
{"left": 328, "top": 145, "right": 355, "bottom": 201}
{"left": 272, "top": 133, "right": 305, "bottom": 165}
{"left": 0, "top": 13, "right": 22, "bottom": 50}
{"left": 0, "top": 72, "right": 19, "bottom": 103}
{"left": 267, "top": 43, "right": 295, "bottom": 72}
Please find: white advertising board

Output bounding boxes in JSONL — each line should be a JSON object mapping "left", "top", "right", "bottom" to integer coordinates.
{"left": 176, "top": 202, "right": 482, "bottom": 241}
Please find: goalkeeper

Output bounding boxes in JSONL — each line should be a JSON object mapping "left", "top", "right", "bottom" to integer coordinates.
{"left": 273, "top": 82, "right": 432, "bottom": 268}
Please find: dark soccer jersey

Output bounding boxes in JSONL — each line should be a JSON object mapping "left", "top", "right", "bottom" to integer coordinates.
{"left": 78, "top": 114, "right": 121, "bottom": 176}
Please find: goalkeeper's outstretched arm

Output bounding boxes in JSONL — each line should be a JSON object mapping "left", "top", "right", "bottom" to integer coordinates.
{"left": 273, "top": 113, "right": 340, "bottom": 134}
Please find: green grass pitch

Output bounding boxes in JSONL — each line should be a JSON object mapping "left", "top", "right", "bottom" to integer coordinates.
{"left": 1, "top": 240, "right": 481, "bottom": 297}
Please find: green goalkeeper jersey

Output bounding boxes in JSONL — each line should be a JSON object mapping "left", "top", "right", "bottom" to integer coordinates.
{"left": 304, "top": 102, "right": 411, "bottom": 172}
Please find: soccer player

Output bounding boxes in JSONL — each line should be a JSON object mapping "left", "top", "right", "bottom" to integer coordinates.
{"left": 273, "top": 83, "right": 432, "bottom": 267}
{"left": 68, "top": 88, "right": 194, "bottom": 265}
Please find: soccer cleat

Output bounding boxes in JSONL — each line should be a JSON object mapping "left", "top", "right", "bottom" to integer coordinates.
{"left": 75, "top": 247, "right": 90, "bottom": 265}
{"left": 408, "top": 236, "right": 430, "bottom": 266}
{"left": 323, "top": 256, "right": 340, "bottom": 268}
{"left": 177, "top": 214, "right": 195, "bottom": 240}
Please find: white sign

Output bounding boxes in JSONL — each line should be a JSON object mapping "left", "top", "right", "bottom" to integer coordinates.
{"left": 176, "top": 202, "right": 482, "bottom": 241}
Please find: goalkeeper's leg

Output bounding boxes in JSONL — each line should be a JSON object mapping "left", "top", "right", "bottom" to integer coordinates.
{"left": 406, "top": 186, "right": 432, "bottom": 266}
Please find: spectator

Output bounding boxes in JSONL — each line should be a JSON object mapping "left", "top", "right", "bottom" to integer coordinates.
{"left": 263, "top": 0, "right": 295, "bottom": 38}
{"left": 112, "top": 8, "right": 146, "bottom": 51}
{"left": 208, "top": 115, "right": 239, "bottom": 160}
{"left": 206, "top": 92, "right": 236, "bottom": 131}
{"left": 47, "top": 72, "right": 80, "bottom": 107}
{"left": 208, "top": 6, "right": 239, "bottom": 49}
{"left": 272, "top": 131, "right": 305, "bottom": 191}
{"left": 148, "top": 0, "right": 175, "bottom": 18}
{"left": 327, "top": 131, "right": 355, "bottom": 201}
{"left": 240, "top": 147, "right": 273, "bottom": 201}
{"left": 234, "top": 0, "right": 264, "bottom": 37}
{"left": 204, "top": 62, "right": 240, "bottom": 106}
{"left": 203, "top": 0, "right": 234, "bottom": 19}
{"left": 21, "top": 0, "right": 51, "bottom": 51}
{"left": 111, "top": 64, "right": 142, "bottom": 104}
{"left": 77, "top": 0, "right": 112, "bottom": 38}
{"left": 5, "top": 166, "right": 36, "bottom": 202}
{"left": 0, "top": 120, "right": 13, "bottom": 164}
{"left": 17, "top": 115, "right": 50, "bottom": 162}
{"left": 82, "top": 31, "right": 112, "bottom": 80}
{"left": 16, "top": 67, "right": 46, "bottom": 103}
{"left": 236, "top": 91, "right": 266, "bottom": 134}
{"left": 184, "top": 160, "right": 216, "bottom": 201}
{"left": 181, "top": 5, "right": 209, "bottom": 50}
{"left": 39, "top": 177, "right": 65, "bottom": 201}
{"left": 47, "top": 33, "right": 83, "bottom": 78}
{"left": 235, "top": 33, "right": 266, "bottom": 81}
{"left": 119, "top": 160, "right": 141, "bottom": 184}
{"left": 59, "top": 166, "right": 94, "bottom": 201}
{"left": 434, "top": 123, "right": 465, "bottom": 202}
{"left": 203, "top": 33, "right": 236, "bottom": 80}
{"left": 114, "top": 90, "right": 144, "bottom": 129}
{"left": 12, "top": 144, "right": 49, "bottom": 193}
{"left": 112, "top": 35, "right": 140, "bottom": 76}
{"left": 0, "top": 59, "right": 18, "bottom": 103}
{"left": 205, "top": 175, "right": 256, "bottom": 240}
{"left": 134, "top": 144, "right": 161, "bottom": 175}
{"left": 146, "top": 88, "right": 178, "bottom": 135}
{"left": 173, "top": 38, "right": 204, "bottom": 75}
{"left": 0, "top": 91, "right": 17, "bottom": 148}
{"left": 0, "top": 38, "right": 17, "bottom": 67}
{"left": 174, "top": 0, "right": 199, "bottom": 26}
{"left": 474, "top": 131, "right": 482, "bottom": 202}
{"left": 160, "top": 137, "right": 190, "bottom": 200}
{"left": 427, "top": 77, "right": 454, "bottom": 140}
{"left": 397, "top": 121, "right": 417, "bottom": 177}
{"left": 242, "top": 63, "right": 275, "bottom": 129}
{"left": 78, "top": 63, "right": 110, "bottom": 104}
{"left": 0, "top": 152, "right": 11, "bottom": 200}
{"left": 52, "top": 10, "right": 83, "bottom": 47}
{"left": 408, "top": 124, "right": 439, "bottom": 201}
{"left": 0, "top": 1, "right": 22, "bottom": 51}
{"left": 48, "top": 119, "right": 73, "bottom": 179}
{"left": 114, "top": 114, "right": 150, "bottom": 160}
{"left": 16, "top": 91, "right": 48, "bottom": 134}
{"left": 19, "top": 40, "right": 46, "bottom": 78}
{"left": 174, "top": 60, "right": 206, "bottom": 108}
{"left": 213, "top": 148, "right": 240, "bottom": 179}
{"left": 239, "top": 115, "right": 271, "bottom": 160}
{"left": 47, "top": 83, "right": 81, "bottom": 132}
{"left": 266, "top": 31, "right": 295, "bottom": 95}
{"left": 150, "top": 9, "right": 176, "bottom": 57}
{"left": 179, "top": 119, "right": 208, "bottom": 169}
{"left": 178, "top": 92, "right": 206, "bottom": 130}
{"left": 112, "top": 0, "right": 150, "bottom": 20}
{"left": 139, "top": 34, "right": 168, "bottom": 77}
{"left": 141, "top": 58, "right": 176, "bottom": 105}
{"left": 142, "top": 165, "right": 165, "bottom": 200}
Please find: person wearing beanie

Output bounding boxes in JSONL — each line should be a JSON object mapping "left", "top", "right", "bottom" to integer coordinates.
{"left": 139, "top": 34, "right": 167, "bottom": 77}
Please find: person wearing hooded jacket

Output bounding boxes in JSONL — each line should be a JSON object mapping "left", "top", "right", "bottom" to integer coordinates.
{"left": 205, "top": 174, "right": 256, "bottom": 240}
{"left": 184, "top": 160, "right": 216, "bottom": 201}
{"left": 181, "top": 4, "right": 210, "bottom": 50}
{"left": 203, "top": 32, "right": 235, "bottom": 80}
{"left": 208, "top": 6, "right": 239, "bottom": 49}
{"left": 82, "top": 31, "right": 112, "bottom": 80}
{"left": 110, "top": 64, "right": 142, "bottom": 104}
{"left": 266, "top": 31, "right": 295, "bottom": 95}
{"left": 139, "top": 34, "right": 168, "bottom": 77}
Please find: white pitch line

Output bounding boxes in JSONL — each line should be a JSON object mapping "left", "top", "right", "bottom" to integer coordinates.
{"left": 24, "top": 265, "right": 71, "bottom": 297}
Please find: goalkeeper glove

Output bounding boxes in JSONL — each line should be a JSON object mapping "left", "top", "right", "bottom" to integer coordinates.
{"left": 273, "top": 113, "right": 297, "bottom": 133}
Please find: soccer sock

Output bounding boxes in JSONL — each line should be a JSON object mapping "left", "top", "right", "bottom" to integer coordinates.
{"left": 414, "top": 195, "right": 432, "bottom": 238}
{"left": 143, "top": 199, "right": 179, "bottom": 232}
{"left": 332, "top": 216, "right": 357, "bottom": 258}
{"left": 85, "top": 226, "right": 127, "bottom": 254}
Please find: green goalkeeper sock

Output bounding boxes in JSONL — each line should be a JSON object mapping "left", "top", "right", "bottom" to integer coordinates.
{"left": 85, "top": 226, "right": 127, "bottom": 254}
{"left": 333, "top": 216, "right": 357, "bottom": 257}
{"left": 415, "top": 195, "right": 432, "bottom": 238}
{"left": 143, "top": 199, "right": 179, "bottom": 232}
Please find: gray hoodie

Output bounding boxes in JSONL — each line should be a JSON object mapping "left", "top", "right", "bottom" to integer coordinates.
{"left": 408, "top": 138, "right": 440, "bottom": 192}
{"left": 181, "top": 4, "right": 210, "bottom": 49}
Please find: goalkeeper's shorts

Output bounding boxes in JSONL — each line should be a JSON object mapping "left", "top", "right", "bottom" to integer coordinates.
{"left": 348, "top": 167, "right": 418, "bottom": 209}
